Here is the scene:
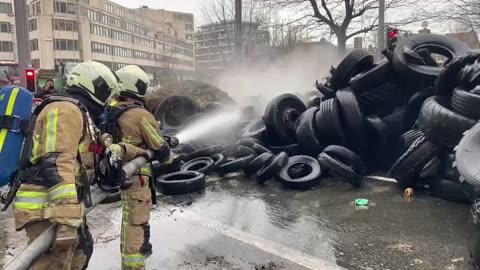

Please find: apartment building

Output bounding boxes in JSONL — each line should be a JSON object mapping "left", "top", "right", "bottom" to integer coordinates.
{"left": 26, "top": 0, "right": 195, "bottom": 84}
{"left": 0, "top": 1, "right": 16, "bottom": 62}
{"left": 195, "top": 21, "right": 269, "bottom": 76}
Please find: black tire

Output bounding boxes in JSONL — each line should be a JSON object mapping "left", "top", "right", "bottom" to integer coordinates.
{"left": 269, "top": 144, "right": 300, "bottom": 156}
{"left": 323, "top": 145, "right": 365, "bottom": 173}
{"left": 365, "top": 116, "right": 388, "bottom": 149}
{"left": 181, "top": 157, "right": 215, "bottom": 174}
{"left": 417, "top": 96, "right": 476, "bottom": 148}
{"left": 307, "top": 96, "right": 321, "bottom": 108}
{"left": 236, "top": 137, "right": 262, "bottom": 148}
{"left": 455, "top": 122, "right": 480, "bottom": 189}
{"left": 441, "top": 153, "right": 461, "bottom": 183}
{"left": 336, "top": 88, "right": 369, "bottom": 154}
{"left": 252, "top": 143, "right": 272, "bottom": 155}
{"left": 278, "top": 155, "right": 322, "bottom": 190}
{"left": 154, "top": 96, "right": 200, "bottom": 130}
{"left": 234, "top": 145, "right": 257, "bottom": 158}
{"left": 405, "top": 88, "right": 434, "bottom": 128}
{"left": 264, "top": 94, "right": 307, "bottom": 144}
{"left": 393, "top": 34, "right": 470, "bottom": 86}
{"left": 435, "top": 52, "right": 480, "bottom": 97}
{"left": 315, "top": 98, "right": 348, "bottom": 146}
{"left": 357, "top": 83, "right": 404, "bottom": 117}
{"left": 100, "top": 191, "right": 121, "bottom": 204}
{"left": 389, "top": 136, "right": 440, "bottom": 187}
{"left": 239, "top": 118, "right": 267, "bottom": 140}
{"left": 427, "top": 177, "right": 472, "bottom": 204}
{"left": 316, "top": 81, "right": 336, "bottom": 99}
{"left": 400, "top": 129, "right": 425, "bottom": 150}
{"left": 245, "top": 152, "right": 274, "bottom": 175}
{"left": 295, "top": 107, "right": 323, "bottom": 156}
{"left": 156, "top": 171, "right": 205, "bottom": 195}
{"left": 257, "top": 152, "right": 289, "bottom": 184}
{"left": 419, "top": 156, "right": 442, "bottom": 179}
{"left": 350, "top": 60, "right": 394, "bottom": 93}
{"left": 318, "top": 152, "right": 362, "bottom": 187}
{"left": 383, "top": 107, "right": 408, "bottom": 138}
{"left": 188, "top": 145, "right": 224, "bottom": 160}
{"left": 217, "top": 154, "right": 256, "bottom": 174}
{"left": 210, "top": 153, "right": 225, "bottom": 168}
{"left": 451, "top": 87, "right": 480, "bottom": 119}
{"left": 330, "top": 49, "right": 374, "bottom": 90}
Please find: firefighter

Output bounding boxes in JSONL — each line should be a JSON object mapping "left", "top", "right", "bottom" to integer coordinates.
{"left": 13, "top": 61, "right": 120, "bottom": 270}
{"left": 102, "top": 65, "right": 177, "bottom": 270}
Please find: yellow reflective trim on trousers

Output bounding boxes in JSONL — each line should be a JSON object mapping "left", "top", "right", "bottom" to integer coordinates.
{"left": 78, "top": 142, "right": 87, "bottom": 153}
{"left": 16, "top": 190, "right": 48, "bottom": 198}
{"left": 141, "top": 117, "right": 164, "bottom": 146}
{"left": 30, "top": 133, "right": 40, "bottom": 163}
{"left": 14, "top": 201, "right": 47, "bottom": 210}
{"left": 122, "top": 253, "right": 145, "bottom": 267}
{"left": 0, "top": 87, "right": 19, "bottom": 154}
{"left": 48, "top": 183, "right": 77, "bottom": 201}
{"left": 15, "top": 190, "right": 49, "bottom": 210}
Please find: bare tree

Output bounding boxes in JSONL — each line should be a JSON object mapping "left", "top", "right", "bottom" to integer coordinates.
{"left": 431, "top": 0, "right": 480, "bottom": 31}
{"left": 265, "top": 0, "right": 425, "bottom": 51}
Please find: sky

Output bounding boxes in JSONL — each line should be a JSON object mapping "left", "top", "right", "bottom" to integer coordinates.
{"left": 111, "top": 0, "right": 206, "bottom": 23}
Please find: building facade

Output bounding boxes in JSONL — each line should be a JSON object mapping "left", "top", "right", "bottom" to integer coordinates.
{"left": 26, "top": 0, "right": 195, "bottom": 84}
{"left": 0, "top": 1, "right": 16, "bottom": 62}
{"left": 194, "top": 21, "right": 269, "bottom": 77}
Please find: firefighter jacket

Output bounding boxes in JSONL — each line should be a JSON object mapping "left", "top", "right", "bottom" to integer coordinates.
{"left": 109, "top": 98, "right": 172, "bottom": 177}
{"left": 14, "top": 101, "right": 95, "bottom": 230}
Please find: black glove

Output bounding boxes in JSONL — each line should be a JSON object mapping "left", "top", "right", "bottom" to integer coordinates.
{"left": 158, "top": 155, "right": 186, "bottom": 174}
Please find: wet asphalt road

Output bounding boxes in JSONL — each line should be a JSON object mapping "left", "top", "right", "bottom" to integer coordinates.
{"left": 0, "top": 174, "right": 475, "bottom": 270}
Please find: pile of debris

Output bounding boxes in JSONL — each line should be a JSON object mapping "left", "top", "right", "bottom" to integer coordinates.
{"left": 153, "top": 34, "right": 480, "bottom": 207}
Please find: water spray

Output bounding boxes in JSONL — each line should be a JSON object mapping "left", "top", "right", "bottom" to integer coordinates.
{"left": 175, "top": 109, "right": 242, "bottom": 144}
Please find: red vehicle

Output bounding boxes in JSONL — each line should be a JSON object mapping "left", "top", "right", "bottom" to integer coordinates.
{"left": 0, "top": 61, "right": 20, "bottom": 86}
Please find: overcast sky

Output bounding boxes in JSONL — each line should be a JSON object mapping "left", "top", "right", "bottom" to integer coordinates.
{"left": 111, "top": 0, "right": 206, "bottom": 23}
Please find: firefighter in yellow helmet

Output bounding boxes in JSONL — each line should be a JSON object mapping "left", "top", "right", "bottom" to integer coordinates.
{"left": 101, "top": 65, "right": 178, "bottom": 270}
{"left": 13, "top": 61, "right": 120, "bottom": 270}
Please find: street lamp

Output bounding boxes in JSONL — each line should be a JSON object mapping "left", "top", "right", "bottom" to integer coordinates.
{"left": 377, "top": 0, "right": 385, "bottom": 60}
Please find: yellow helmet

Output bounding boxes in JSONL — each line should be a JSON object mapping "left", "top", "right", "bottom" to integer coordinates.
{"left": 66, "top": 61, "right": 120, "bottom": 106}
{"left": 116, "top": 65, "right": 150, "bottom": 99}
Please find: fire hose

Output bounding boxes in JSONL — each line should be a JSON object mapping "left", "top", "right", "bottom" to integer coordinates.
{"left": 4, "top": 150, "right": 153, "bottom": 270}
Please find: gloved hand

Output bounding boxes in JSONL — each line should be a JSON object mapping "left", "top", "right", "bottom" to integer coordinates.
{"left": 106, "top": 144, "right": 125, "bottom": 159}
{"left": 164, "top": 136, "right": 179, "bottom": 148}
{"left": 158, "top": 154, "right": 186, "bottom": 174}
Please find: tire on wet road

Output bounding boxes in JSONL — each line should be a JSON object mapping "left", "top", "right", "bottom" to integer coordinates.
{"left": 156, "top": 171, "right": 206, "bottom": 195}
{"left": 278, "top": 155, "right": 322, "bottom": 190}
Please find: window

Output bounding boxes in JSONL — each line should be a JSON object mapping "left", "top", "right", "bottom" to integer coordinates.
{"left": 0, "top": 41, "right": 13, "bottom": 52}
{"left": 185, "top": 34, "right": 193, "bottom": 41}
{"left": 31, "top": 1, "right": 41, "bottom": 15}
{"left": 30, "top": 39, "right": 39, "bottom": 51}
{"left": 28, "top": 19, "right": 37, "bottom": 31}
{"left": 87, "top": 9, "right": 97, "bottom": 20}
{"left": 53, "top": 19, "right": 77, "bottom": 31}
{"left": 79, "top": 0, "right": 89, "bottom": 4}
{"left": 91, "top": 42, "right": 112, "bottom": 55}
{"left": 166, "top": 22, "right": 172, "bottom": 27}
{"left": 106, "top": 3, "right": 113, "bottom": 13}
{"left": 118, "top": 8, "right": 124, "bottom": 17}
{"left": 54, "top": 1, "right": 75, "bottom": 14}
{"left": 174, "top": 31, "right": 178, "bottom": 37}
{"left": 0, "top": 2, "right": 12, "bottom": 14}
{"left": 54, "top": 39, "right": 79, "bottom": 51}
{"left": 31, "top": 59, "right": 40, "bottom": 68}
{"left": 0, "top": 22, "right": 10, "bottom": 33}
{"left": 90, "top": 24, "right": 111, "bottom": 37}
{"left": 185, "top": 24, "right": 193, "bottom": 31}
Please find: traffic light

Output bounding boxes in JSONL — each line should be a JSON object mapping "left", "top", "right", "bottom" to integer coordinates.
{"left": 25, "top": 68, "right": 36, "bottom": 92}
{"left": 386, "top": 26, "right": 399, "bottom": 51}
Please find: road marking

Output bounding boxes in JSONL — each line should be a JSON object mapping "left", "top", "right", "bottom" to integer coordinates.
{"left": 177, "top": 210, "right": 345, "bottom": 270}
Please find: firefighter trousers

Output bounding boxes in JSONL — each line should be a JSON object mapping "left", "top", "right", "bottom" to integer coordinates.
{"left": 121, "top": 175, "right": 151, "bottom": 270}
{"left": 25, "top": 220, "right": 93, "bottom": 270}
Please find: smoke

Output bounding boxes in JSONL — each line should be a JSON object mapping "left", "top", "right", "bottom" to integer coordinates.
{"left": 209, "top": 44, "right": 344, "bottom": 106}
